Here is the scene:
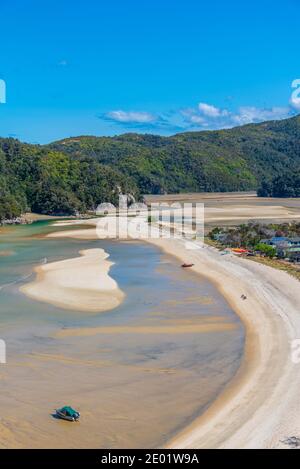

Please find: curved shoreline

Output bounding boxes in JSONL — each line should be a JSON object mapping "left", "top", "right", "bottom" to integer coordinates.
{"left": 148, "top": 238, "right": 300, "bottom": 449}
{"left": 20, "top": 248, "right": 125, "bottom": 313}
{"left": 47, "top": 221, "right": 300, "bottom": 448}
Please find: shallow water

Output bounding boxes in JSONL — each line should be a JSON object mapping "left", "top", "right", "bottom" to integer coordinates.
{"left": 0, "top": 222, "right": 244, "bottom": 448}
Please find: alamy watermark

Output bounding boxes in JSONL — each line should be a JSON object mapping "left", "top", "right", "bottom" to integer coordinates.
{"left": 0, "top": 340, "right": 6, "bottom": 364}
{"left": 0, "top": 79, "right": 6, "bottom": 104}
{"left": 291, "top": 79, "right": 300, "bottom": 109}
{"left": 291, "top": 339, "right": 300, "bottom": 364}
{"left": 94, "top": 198, "right": 204, "bottom": 248}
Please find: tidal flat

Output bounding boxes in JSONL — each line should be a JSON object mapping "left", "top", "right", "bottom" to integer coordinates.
{"left": 0, "top": 221, "right": 244, "bottom": 448}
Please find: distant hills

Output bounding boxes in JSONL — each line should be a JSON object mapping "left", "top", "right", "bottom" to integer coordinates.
{"left": 1, "top": 115, "right": 300, "bottom": 220}
{"left": 50, "top": 115, "right": 300, "bottom": 194}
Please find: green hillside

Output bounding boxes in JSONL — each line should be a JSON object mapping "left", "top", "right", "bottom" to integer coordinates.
{"left": 1, "top": 115, "right": 300, "bottom": 221}
{"left": 50, "top": 115, "right": 300, "bottom": 194}
{"left": 0, "top": 139, "right": 139, "bottom": 221}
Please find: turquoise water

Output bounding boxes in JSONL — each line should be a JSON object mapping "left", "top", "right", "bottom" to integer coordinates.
{"left": 0, "top": 222, "right": 244, "bottom": 448}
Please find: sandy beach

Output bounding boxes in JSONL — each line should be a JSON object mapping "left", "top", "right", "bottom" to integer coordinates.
{"left": 20, "top": 248, "right": 125, "bottom": 313}
{"left": 46, "top": 216, "right": 300, "bottom": 448}
{"left": 153, "top": 238, "right": 300, "bottom": 449}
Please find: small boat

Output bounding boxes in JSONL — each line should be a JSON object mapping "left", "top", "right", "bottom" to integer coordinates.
{"left": 55, "top": 406, "right": 80, "bottom": 422}
{"left": 181, "top": 263, "right": 194, "bottom": 268}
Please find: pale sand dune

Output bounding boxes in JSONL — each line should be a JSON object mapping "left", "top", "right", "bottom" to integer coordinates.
{"left": 48, "top": 227, "right": 98, "bottom": 239}
{"left": 46, "top": 217, "right": 300, "bottom": 449}
{"left": 50, "top": 220, "right": 90, "bottom": 227}
{"left": 20, "top": 248, "right": 124, "bottom": 313}
{"left": 203, "top": 205, "right": 300, "bottom": 222}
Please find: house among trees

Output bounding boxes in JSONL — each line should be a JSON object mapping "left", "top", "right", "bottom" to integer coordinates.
{"left": 260, "top": 237, "right": 300, "bottom": 261}
{"left": 209, "top": 223, "right": 300, "bottom": 264}
{"left": 288, "top": 247, "right": 300, "bottom": 263}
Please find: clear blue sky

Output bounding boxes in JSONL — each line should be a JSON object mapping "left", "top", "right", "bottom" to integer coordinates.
{"left": 0, "top": 0, "right": 299, "bottom": 143}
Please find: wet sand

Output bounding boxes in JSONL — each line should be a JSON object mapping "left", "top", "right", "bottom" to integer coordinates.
{"left": 145, "top": 192, "right": 300, "bottom": 229}
{"left": 54, "top": 321, "right": 237, "bottom": 338}
{"left": 0, "top": 227, "right": 243, "bottom": 448}
{"left": 47, "top": 214, "right": 300, "bottom": 448}
{"left": 20, "top": 248, "right": 125, "bottom": 313}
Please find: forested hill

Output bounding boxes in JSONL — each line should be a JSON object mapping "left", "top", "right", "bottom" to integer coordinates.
{"left": 0, "top": 139, "right": 139, "bottom": 221}
{"left": 1, "top": 115, "right": 300, "bottom": 221}
{"left": 50, "top": 115, "right": 300, "bottom": 194}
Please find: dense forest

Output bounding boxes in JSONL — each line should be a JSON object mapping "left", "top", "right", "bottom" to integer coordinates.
{"left": 258, "top": 173, "right": 300, "bottom": 197}
{"left": 50, "top": 115, "right": 300, "bottom": 194}
{"left": 1, "top": 115, "right": 300, "bottom": 221}
{"left": 0, "top": 139, "right": 139, "bottom": 221}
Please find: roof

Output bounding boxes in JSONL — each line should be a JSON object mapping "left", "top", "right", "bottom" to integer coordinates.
{"left": 59, "top": 406, "right": 78, "bottom": 416}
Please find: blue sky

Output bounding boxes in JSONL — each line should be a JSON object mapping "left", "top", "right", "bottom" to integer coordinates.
{"left": 0, "top": 0, "right": 300, "bottom": 143}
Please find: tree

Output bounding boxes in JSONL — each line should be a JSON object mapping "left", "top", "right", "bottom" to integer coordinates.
{"left": 257, "top": 180, "right": 272, "bottom": 197}
{"left": 31, "top": 183, "right": 82, "bottom": 215}
{"left": 254, "top": 243, "right": 276, "bottom": 258}
{"left": 258, "top": 172, "right": 300, "bottom": 198}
